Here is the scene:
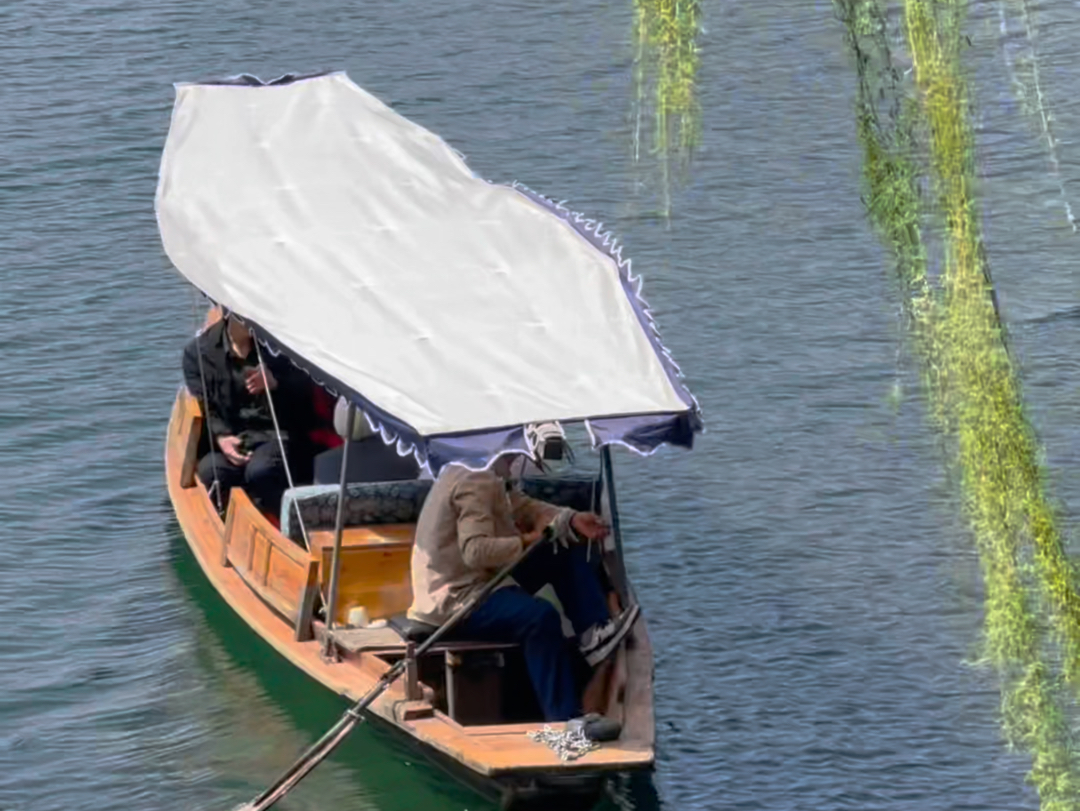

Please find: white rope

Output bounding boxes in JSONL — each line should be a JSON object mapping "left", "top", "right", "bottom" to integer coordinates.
{"left": 526, "top": 725, "right": 599, "bottom": 762}
{"left": 253, "top": 338, "right": 311, "bottom": 551}
{"left": 191, "top": 293, "right": 223, "bottom": 513}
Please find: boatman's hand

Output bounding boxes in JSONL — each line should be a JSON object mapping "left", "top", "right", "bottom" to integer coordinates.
{"left": 244, "top": 364, "right": 277, "bottom": 395}
{"left": 570, "top": 512, "right": 609, "bottom": 542}
{"left": 218, "top": 435, "right": 252, "bottom": 466}
{"left": 521, "top": 524, "right": 551, "bottom": 547}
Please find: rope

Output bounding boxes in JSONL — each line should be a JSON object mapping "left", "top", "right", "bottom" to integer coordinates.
{"left": 253, "top": 338, "right": 311, "bottom": 551}
{"left": 191, "top": 293, "right": 223, "bottom": 513}
{"left": 526, "top": 725, "right": 599, "bottom": 762}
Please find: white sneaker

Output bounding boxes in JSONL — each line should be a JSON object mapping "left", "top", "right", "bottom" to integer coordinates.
{"left": 579, "top": 604, "right": 640, "bottom": 667}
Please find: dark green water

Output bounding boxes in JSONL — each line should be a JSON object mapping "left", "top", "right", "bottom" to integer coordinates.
{"left": 2, "top": 1, "right": 1080, "bottom": 809}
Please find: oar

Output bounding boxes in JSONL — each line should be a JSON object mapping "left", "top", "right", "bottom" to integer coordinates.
{"left": 234, "top": 528, "right": 552, "bottom": 811}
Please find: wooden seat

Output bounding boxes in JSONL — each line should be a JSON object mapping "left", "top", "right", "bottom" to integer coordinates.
{"left": 308, "top": 523, "right": 416, "bottom": 555}
{"left": 328, "top": 625, "right": 516, "bottom": 655}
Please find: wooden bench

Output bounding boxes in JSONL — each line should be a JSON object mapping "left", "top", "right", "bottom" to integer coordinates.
{"left": 172, "top": 389, "right": 203, "bottom": 488}
{"left": 328, "top": 624, "right": 520, "bottom": 726}
{"left": 222, "top": 488, "right": 319, "bottom": 641}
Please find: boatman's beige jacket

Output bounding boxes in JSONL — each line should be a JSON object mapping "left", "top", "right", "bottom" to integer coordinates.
{"left": 408, "top": 464, "right": 574, "bottom": 625}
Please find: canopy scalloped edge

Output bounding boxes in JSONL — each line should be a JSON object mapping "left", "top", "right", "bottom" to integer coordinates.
{"left": 202, "top": 183, "right": 703, "bottom": 475}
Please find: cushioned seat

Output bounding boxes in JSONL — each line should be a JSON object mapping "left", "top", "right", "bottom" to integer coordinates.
{"left": 280, "top": 473, "right": 598, "bottom": 544}
{"left": 388, "top": 612, "right": 439, "bottom": 643}
{"left": 386, "top": 613, "right": 519, "bottom": 655}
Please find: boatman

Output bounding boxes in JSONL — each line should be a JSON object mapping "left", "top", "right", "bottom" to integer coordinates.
{"left": 182, "top": 311, "right": 311, "bottom": 518}
{"left": 407, "top": 450, "right": 639, "bottom": 722}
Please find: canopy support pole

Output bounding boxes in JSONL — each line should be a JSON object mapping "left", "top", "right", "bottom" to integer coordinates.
{"left": 254, "top": 339, "right": 311, "bottom": 551}
{"left": 325, "top": 402, "right": 356, "bottom": 634}
{"left": 601, "top": 445, "right": 635, "bottom": 606}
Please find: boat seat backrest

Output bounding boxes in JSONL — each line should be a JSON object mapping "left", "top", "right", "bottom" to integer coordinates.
{"left": 322, "top": 543, "right": 414, "bottom": 625}
{"left": 519, "top": 475, "right": 598, "bottom": 514}
{"left": 282, "top": 480, "right": 433, "bottom": 543}
{"left": 281, "top": 474, "right": 600, "bottom": 545}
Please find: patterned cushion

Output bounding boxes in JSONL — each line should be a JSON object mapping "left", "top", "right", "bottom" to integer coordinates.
{"left": 282, "top": 480, "right": 433, "bottom": 542}
{"left": 281, "top": 474, "right": 600, "bottom": 544}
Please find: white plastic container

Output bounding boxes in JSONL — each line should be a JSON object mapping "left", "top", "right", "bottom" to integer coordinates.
{"left": 347, "top": 606, "right": 370, "bottom": 628}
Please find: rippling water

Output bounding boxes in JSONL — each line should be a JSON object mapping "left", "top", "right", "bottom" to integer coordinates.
{"left": 2, "top": 1, "right": 1080, "bottom": 809}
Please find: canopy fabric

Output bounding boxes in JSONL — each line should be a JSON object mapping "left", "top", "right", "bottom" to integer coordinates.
{"left": 157, "top": 72, "right": 700, "bottom": 469}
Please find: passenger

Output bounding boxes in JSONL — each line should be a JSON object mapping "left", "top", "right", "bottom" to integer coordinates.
{"left": 182, "top": 312, "right": 310, "bottom": 517}
{"left": 306, "top": 386, "right": 344, "bottom": 455}
{"left": 407, "top": 453, "right": 638, "bottom": 722}
{"left": 311, "top": 397, "right": 421, "bottom": 484}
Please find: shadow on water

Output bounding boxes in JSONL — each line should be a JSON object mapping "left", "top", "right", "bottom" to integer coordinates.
{"left": 162, "top": 512, "right": 664, "bottom": 811}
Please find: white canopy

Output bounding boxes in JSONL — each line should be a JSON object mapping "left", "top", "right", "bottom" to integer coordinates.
{"left": 157, "top": 73, "right": 695, "bottom": 454}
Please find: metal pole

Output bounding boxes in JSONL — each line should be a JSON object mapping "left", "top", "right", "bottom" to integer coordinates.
{"left": 601, "top": 445, "right": 635, "bottom": 605}
{"left": 325, "top": 402, "right": 355, "bottom": 631}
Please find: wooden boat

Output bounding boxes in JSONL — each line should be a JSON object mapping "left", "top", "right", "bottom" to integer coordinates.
{"left": 166, "top": 385, "right": 657, "bottom": 806}
{"left": 158, "top": 72, "right": 701, "bottom": 808}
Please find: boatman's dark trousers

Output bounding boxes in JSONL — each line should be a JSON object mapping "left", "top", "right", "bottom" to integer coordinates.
{"left": 456, "top": 542, "right": 610, "bottom": 721}
{"left": 197, "top": 439, "right": 289, "bottom": 518}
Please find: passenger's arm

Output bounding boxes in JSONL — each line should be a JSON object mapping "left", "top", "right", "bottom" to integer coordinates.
{"left": 265, "top": 358, "right": 317, "bottom": 430}
{"left": 508, "top": 488, "right": 576, "bottom": 542}
{"left": 454, "top": 477, "right": 524, "bottom": 570}
{"left": 508, "top": 489, "right": 607, "bottom": 543}
{"left": 182, "top": 337, "right": 233, "bottom": 438}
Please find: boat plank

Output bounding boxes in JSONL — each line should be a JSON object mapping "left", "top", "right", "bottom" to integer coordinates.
{"left": 622, "top": 615, "right": 656, "bottom": 748}
{"left": 224, "top": 488, "right": 313, "bottom": 623}
{"left": 166, "top": 390, "right": 361, "bottom": 699}
{"left": 320, "top": 542, "right": 413, "bottom": 624}
{"left": 308, "top": 524, "right": 416, "bottom": 553}
{"left": 405, "top": 716, "right": 651, "bottom": 774}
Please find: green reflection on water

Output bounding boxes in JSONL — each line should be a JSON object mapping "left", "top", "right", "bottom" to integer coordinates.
{"left": 166, "top": 522, "right": 495, "bottom": 811}
{"left": 166, "top": 523, "right": 655, "bottom": 811}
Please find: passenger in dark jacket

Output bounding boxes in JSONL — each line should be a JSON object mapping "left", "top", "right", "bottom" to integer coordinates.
{"left": 182, "top": 315, "right": 311, "bottom": 517}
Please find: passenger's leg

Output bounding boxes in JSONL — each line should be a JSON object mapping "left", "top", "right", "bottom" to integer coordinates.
{"left": 197, "top": 452, "right": 244, "bottom": 511}
{"left": 244, "top": 440, "right": 289, "bottom": 516}
{"left": 512, "top": 542, "right": 610, "bottom": 637}
{"left": 458, "top": 586, "right": 581, "bottom": 721}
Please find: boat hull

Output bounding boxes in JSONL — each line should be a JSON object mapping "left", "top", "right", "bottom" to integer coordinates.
{"left": 164, "top": 387, "right": 654, "bottom": 805}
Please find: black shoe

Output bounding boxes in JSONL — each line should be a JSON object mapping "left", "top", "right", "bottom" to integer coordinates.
{"left": 568, "top": 713, "right": 622, "bottom": 742}
{"left": 578, "top": 604, "right": 640, "bottom": 667}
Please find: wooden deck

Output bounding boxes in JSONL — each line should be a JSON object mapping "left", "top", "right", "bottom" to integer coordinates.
{"left": 164, "top": 387, "right": 655, "bottom": 791}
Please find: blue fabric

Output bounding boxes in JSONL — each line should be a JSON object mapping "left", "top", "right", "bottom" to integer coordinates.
{"left": 512, "top": 542, "right": 610, "bottom": 632}
{"left": 458, "top": 543, "right": 609, "bottom": 721}
{"left": 280, "top": 479, "right": 433, "bottom": 542}
{"left": 587, "top": 410, "right": 700, "bottom": 453}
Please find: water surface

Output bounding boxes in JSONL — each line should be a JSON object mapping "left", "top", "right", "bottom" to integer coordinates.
{"left": 2, "top": 1, "right": 1080, "bottom": 809}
